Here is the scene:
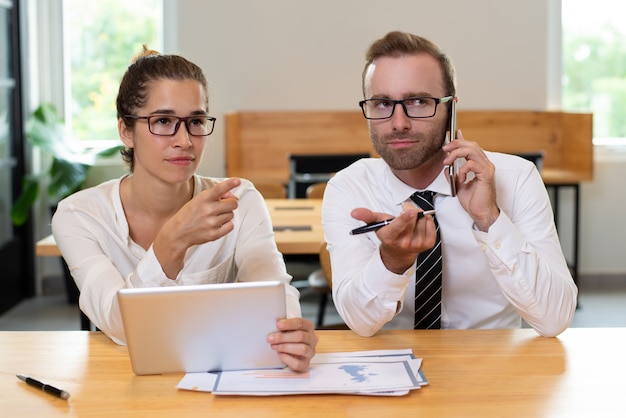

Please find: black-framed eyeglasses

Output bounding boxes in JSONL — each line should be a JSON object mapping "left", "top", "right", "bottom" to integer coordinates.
{"left": 358, "top": 96, "right": 453, "bottom": 120}
{"left": 124, "top": 114, "right": 216, "bottom": 136}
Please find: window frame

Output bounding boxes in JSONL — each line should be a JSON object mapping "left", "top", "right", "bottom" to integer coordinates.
{"left": 29, "top": 0, "right": 169, "bottom": 148}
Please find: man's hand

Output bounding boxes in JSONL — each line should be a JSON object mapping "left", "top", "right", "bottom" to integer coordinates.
{"left": 443, "top": 130, "right": 500, "bottom": 231}
{"left": 351, "top": 202, "right": 437, "bottom": 274}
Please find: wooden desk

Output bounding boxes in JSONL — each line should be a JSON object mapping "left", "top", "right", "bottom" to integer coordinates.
{"left": 265, "top": 198, "right": 323, "bottom": 254}
{"left": 1, "top": 328, "right": 624, "bottom": 417}
{"left": 35, "top": 199, "right": 323, "bottom": 257}
{"left": 34, "top": 234, "right": 61, "bottom": 257}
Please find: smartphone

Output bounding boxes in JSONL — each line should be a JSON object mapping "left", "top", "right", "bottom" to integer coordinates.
{"left": 446, "top": 99, "right": 458, "bottom": 197}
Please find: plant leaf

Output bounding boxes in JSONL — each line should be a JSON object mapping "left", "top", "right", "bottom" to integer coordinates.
{"left": 48, "top": 158, "right": 89, "bottom": 200}
{"left": 14, "top": 103, "right": 120, "bottom": 223}
{"left": 25, "top": 103, "right": 67, "bottom": 155}
{"left": 11, "top": 175, "right": 41, "bottom": 226}
{"left": 96, "top": 144, "right": 123, "bottom": 158}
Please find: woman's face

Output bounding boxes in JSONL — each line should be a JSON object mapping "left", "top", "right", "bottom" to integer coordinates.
{"left": 119, "top": 78, "right": 210, "bottom": 185}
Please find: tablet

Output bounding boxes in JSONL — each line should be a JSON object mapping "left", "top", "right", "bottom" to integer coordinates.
{"left": 117, "top": 281, "right": 286, "bottom": 375}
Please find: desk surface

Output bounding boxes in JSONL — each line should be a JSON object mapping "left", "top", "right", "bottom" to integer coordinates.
{"left": 36, "top": 198, "right": 323, "bottom": 257}
{"left": 265, "top": 198, "right": 323, "bottom": 254}
{"left": 1, "top": 328, "right": 624, "bottom": 417}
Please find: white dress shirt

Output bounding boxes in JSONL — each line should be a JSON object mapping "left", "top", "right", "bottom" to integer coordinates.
{"left": 322, "top": 154, "right": 577, "bottom": 337}
{"left": 52, "top": 175, "right": 301, "bottom": 344}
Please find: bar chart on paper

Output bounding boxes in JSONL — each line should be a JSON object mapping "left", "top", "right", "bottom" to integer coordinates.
{"left": 178, "top": 349, "right": 428, "bottom": 396}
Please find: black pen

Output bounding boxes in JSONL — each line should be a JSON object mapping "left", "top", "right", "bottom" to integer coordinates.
{"left": 17, "top": 374, "right": 70, "bottom": 400}
{"left": 350, "top": 210, "right": 437, "bottom": 235}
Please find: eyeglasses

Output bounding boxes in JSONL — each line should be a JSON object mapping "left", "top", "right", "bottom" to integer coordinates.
{"left": 124, "top": 114, "right": 216, "bottom": 136}
{"left": 358, "top": 96, "right": 453, "bottom": 120}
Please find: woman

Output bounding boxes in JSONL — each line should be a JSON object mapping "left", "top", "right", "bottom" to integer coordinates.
{"left": 51, "top": 46, "right": 317, "bottom": 371}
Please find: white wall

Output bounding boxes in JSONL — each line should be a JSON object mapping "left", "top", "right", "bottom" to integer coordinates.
{"left": 580, "top": 151, "right": 626, "bottom": 274}
{"left": 163, "top": 0, "right": 623, "bottom": 275}
{"left": 170, "top": 0, "right": 551, "bottom": 178}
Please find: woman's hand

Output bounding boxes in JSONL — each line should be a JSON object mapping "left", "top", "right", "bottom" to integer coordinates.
{"left": 154, "top": 177, "right": 241, "bottom": 279}
{"left": 167, "top": 177, "right": 241, "bottom": 247}
{"left": 267, "top": 317, "right": 318, "bottom": 372}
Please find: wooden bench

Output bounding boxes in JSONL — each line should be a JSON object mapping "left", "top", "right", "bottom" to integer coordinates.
{"left": 225, "top": 110, "right": 593, "bottom": 187}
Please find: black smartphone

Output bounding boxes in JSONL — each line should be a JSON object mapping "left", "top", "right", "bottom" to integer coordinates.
{"left": 446, "top": 100, "right": 458, "bottom": 197}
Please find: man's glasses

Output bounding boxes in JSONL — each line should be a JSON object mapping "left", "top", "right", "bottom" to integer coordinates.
{"left": 124, "top": 114, "right": 216, "bottom": 136}
{"left": 359, "top": 96, "right": 453, "bottom": 120}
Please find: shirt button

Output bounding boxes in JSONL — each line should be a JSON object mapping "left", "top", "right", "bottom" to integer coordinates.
{"left": 494, "top": 241, "right": 502, "bottom": 250}
{"left": 480, "top": 243, "right": 487, "bottom": 252}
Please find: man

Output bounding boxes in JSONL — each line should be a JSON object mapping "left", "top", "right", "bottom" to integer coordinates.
{"left": 322, "top": 31, "right": 577, "bottom": 337}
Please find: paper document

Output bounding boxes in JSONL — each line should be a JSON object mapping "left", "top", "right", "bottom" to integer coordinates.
{"left": 177, "top": 348, "right": 428, "bottom": 396}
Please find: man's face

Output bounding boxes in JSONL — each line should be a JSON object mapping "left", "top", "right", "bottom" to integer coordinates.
{"left": 363, "top": 53, "right": 449, "bottom": 171}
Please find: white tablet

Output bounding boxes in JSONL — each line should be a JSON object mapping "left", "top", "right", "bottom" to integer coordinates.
{"left": 117, "top": 281, "right": 286, "bottom": 375}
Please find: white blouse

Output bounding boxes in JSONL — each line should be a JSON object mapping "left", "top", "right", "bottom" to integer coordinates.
{"left": 52, "top": 175, "right": 301, "bottom": 344}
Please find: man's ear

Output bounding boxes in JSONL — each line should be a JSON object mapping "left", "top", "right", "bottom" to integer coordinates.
{"left": 118, "top": 118, "right": 134, "bottom": 149}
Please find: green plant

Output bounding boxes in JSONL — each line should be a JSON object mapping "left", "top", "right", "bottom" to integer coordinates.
{"left": 11, "top": 103, "right": 121, "bottom": 226}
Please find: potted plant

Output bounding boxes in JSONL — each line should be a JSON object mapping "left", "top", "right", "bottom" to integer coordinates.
{"left": 12, "top": 103, "right": 121, "bottom": 310}
{"left": 11, "top": 102, "right": 121, "bottom": 226}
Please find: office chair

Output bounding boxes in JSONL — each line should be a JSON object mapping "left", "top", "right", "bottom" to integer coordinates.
{"left": 307, "top": 242, "right": 332, "bottom": 328}
{"left": 254, "top": 181, "right": 287, "bottom": 199}
{"left": 305, "top": 182, "right": 327, "bottom": 199}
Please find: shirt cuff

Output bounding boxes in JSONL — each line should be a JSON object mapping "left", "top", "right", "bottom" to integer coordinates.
{"left": 131, "top": 246, "right": 176, "bottom": 287}
{"left": 472, "top": 211, "right": 524, "bottom": 266}
{"left": 364, "top": 250, "right": 414, "bottom": 303}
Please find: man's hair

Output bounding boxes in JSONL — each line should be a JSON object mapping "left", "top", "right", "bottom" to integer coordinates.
{"left": 362, "top": 31, "right": 456, "bottom": 98}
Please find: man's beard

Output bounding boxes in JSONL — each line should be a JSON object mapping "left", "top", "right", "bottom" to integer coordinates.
{"left": 371, "top": 126, "right": 447, "bottom": 171}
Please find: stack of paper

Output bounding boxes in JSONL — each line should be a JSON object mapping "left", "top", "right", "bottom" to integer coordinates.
{"left": 177, "top": 348, "right": 428, "bottom": 396}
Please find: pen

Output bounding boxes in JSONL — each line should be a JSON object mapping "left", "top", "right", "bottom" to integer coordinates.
{"left": 350, "top": 210, "right": 437, "bottom": 235}
{"left": 16, "top": 374, "right": 70, "bottom": 400}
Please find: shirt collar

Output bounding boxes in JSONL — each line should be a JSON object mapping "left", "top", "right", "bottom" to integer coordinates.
{"left": 385, "top": 166, "right": 454, "bottom": 204}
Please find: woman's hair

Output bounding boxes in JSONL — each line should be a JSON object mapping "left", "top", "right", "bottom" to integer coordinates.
{"left": 361, "top": 31, "right": 456, "bottom": 98}
{"left": 116, "top": 45, "right": 209, "bottom": 171}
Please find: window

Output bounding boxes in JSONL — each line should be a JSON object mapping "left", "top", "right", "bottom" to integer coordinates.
{"left": 562, "top": 0, "right": 626, "bottom": 144}
{"left": 63, "top": 0, "right": 163, "bottom": 142}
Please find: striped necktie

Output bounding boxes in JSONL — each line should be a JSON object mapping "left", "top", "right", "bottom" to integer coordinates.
{"left": 410, "top": 191, "right": 442, "bottom": 329}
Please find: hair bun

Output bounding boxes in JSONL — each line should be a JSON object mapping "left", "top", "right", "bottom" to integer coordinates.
{"left": 131, "top": 44, "right": 161, "bottom": 63}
